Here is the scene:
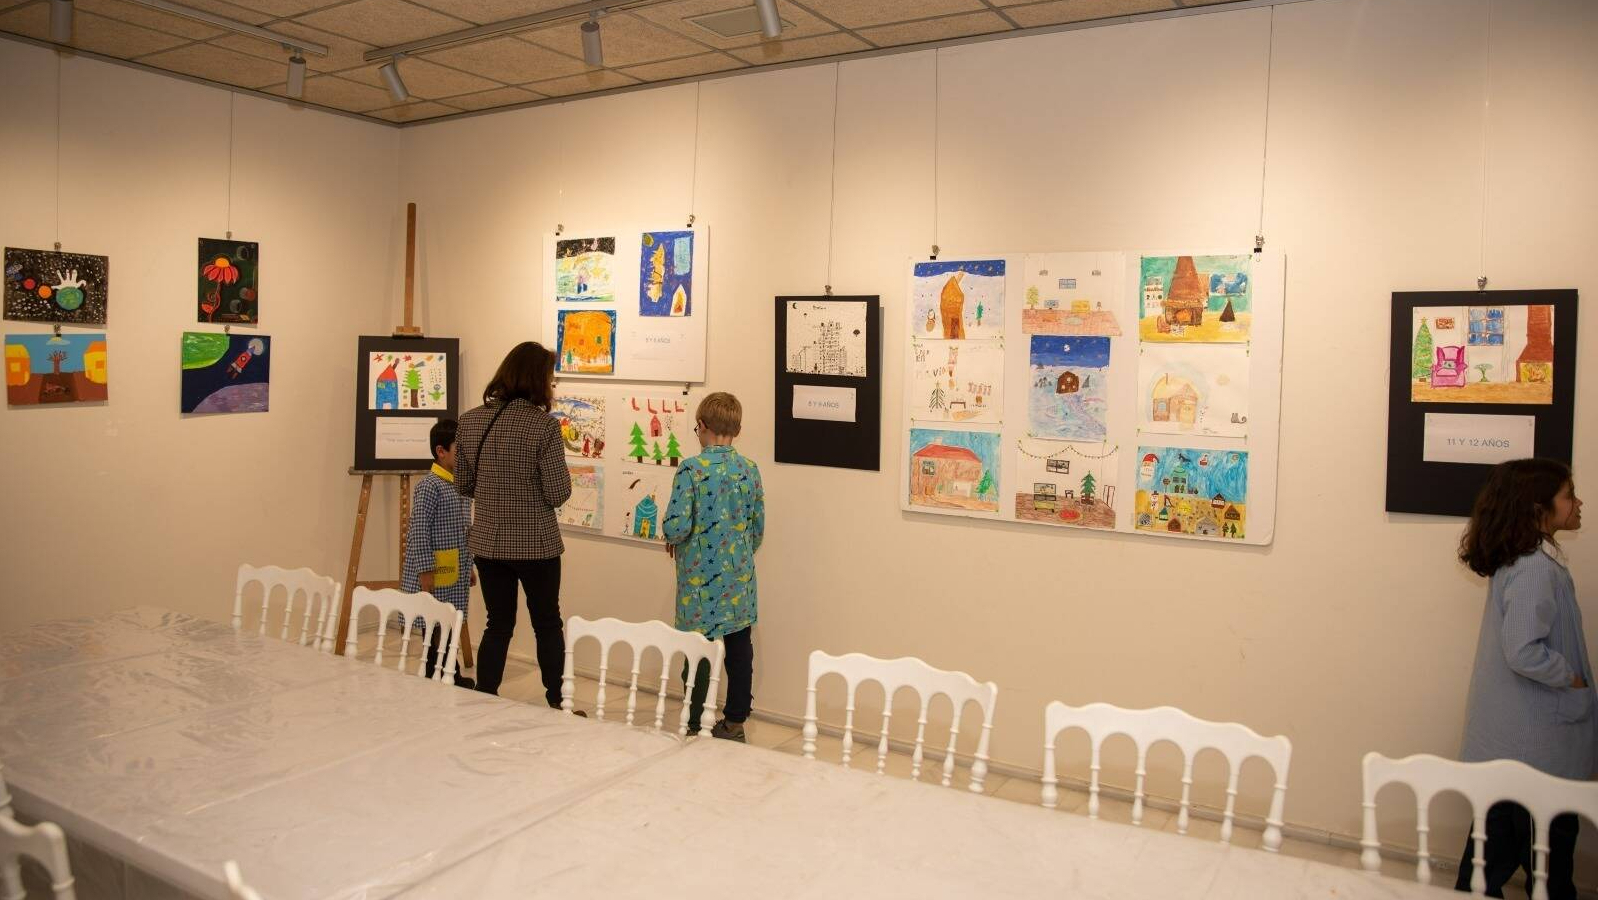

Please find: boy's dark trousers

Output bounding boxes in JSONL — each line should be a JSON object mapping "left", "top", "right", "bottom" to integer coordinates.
{"left": 1454, "top": 801, "right": 1578, "bottom": 899}
{"left": 682, "top": 626, "right": 753, "bottom": 732}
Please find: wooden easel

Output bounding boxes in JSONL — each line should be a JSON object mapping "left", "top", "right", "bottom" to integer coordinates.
{"left": 333, "top": 203, "right": 474, "bottom": 669}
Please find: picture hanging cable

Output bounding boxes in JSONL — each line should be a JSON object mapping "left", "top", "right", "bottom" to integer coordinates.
{"left": 930, "top": 48, "right": 940, "bottom": 260}
{"left": 1476, "top": 0, "right": 1493, "bottom": 290}
{"left": 1253, "top": 5, "right": 1275, "bottom": 254}
{"left": 55, "top": 51, "right": 62, "bottom": 250}
{"left": 824, "top": 62, "right": 840, "bottom": 295}
{"left": 226, "top": 91, "right": 235, "bottom": 239}
{"left": 687, "top": 80, "right": 700, "bottom": 228}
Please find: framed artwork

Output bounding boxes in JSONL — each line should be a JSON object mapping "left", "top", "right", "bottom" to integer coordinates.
{"left": 353, "top": 336, "right": 460, "bottom": 471}
{"left": 4, "top": 247, "right": 109, "bottom": 325}
{"left": 197, "top": 238, "right": 259, "bottom": 324}
{"left": 774, "top": 295, "right": 881, "bottom": 471}
{"left": 181, "top": 332, "right": 269, "bottom": 414}
{"left": 6, "top": 333, "right": 107, "bottom": 405}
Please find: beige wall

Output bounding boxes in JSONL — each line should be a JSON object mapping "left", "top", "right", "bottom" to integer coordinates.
{"left": 2, "top": 0, "right": 1595, "bottom": 862}
{"left": 0, "top": 40, "right": 405, "bottom": 626}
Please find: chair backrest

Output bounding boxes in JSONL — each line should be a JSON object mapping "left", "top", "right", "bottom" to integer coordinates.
{"left": 232, "top": 565, "right": 341, "bottom": 653}
{"left": 0, "top": 815, "right": 75, "bottom": 900}
{"left": 343, "top": 586, "right": 462, "bottom": 684}
{"left": 1360, "top": 752, "right": 1598, "bottom": 897}
{"left": 0, "top": 763, "right": 21, "bottom": 900}
{"left": 224, "top": 861, "right": 264, "bottom": 900}
{"left": 560, "top": 617, "right": 725, "bottom": 736}
{"left": 801, "top": 650, "right": 998, "bottom": 793}
{"left": 1042, "top": 702, "right": 1291, "bottom": 851}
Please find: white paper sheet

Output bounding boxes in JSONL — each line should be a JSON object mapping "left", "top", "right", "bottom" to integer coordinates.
{"left": 1423, "top": 413, "right": 1536, "bottom": 464}
{"left": 792, "top": 385, "right": 857, "bottom": 422}
{"left": 375, "top": 416, "right": 437, "bottom": 460}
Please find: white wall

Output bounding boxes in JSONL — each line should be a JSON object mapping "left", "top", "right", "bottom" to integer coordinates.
{"left": 0, "top": 40, "right": 405, "bottom": 626}
{"left": 399, "top": 0, "right": 1598, "bottom": 853}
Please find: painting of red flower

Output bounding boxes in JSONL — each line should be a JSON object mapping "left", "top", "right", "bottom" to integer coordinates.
{"left": 197, "top": 237, "right": 258, "bottom": 323}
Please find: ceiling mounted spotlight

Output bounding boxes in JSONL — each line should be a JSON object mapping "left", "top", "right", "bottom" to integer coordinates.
{"left": 286, "top": 52, "right": 306, "bottom": 99}
{"left": 753, "top": 0, "right": 780, "bottom": 40}
{"left": 49, "top": 0, "right": 73, "bottom": 43}
{"left": 580, "top": 11, "right": 603, "bottom": 68}
{"left": 378, "top": 56, "right": 409, "bottom": 102}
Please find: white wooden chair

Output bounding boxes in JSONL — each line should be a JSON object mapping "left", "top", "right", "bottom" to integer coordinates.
{"left": 343, "top": 586, "right": 462, "bottom": 685}
{"left": 0, "top": 763, "right": 21, "bottom": 900}
{"left": 223, "top": 861, "right": 264, "bottom": 900}
{"left": 1041, "top": 702, "right": 1292, "bottom": 851}
{"left": 0, "top": 813, "right": 74, "bottom": 900}
{"left": 232, "top": 565, "right": 341, "bottom": 653}
{"left": 1360, "top": 752, "right": 1598, "bottom": 899}
{"left": 560, "top": 617, "right": 725, "bottom": 736}
{"left": 801, "top": 650, "right": 998, "bottom": 793}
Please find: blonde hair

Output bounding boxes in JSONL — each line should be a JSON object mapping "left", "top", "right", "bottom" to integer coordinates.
{"left": 696, "top": 392, "right": 743, "bottom": 437}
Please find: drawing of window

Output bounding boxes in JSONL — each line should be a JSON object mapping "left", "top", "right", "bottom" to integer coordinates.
{"left": 920, "top": 460, "right": 936, "bottom": 477}
{"left": 1468, "top": 307, "right": 1506, "bottom": 346}
{"left": 1046, "top": 459, "right": 1070, "bottom": 474}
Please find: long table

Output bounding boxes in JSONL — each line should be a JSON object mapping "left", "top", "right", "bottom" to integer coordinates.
{"left": 1, "top": 608, "right": 1448, "bottom": 898}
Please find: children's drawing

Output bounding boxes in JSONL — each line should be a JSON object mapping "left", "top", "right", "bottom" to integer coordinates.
{"left": 197, "top": 237, "right": 258, "bottom": 324}
{"left": 639, "top": 230, "right": 693, "bottom": 317}
{"left": 5, "top": 333, "right": 107, "bottom": 405}
{"left": 554, "top": 393, "right": 607, "bottom": 458}
{"left": 1138, "top": 255, "right": 1251, "bottom": 343}
{"left": 368, "top": 352, "right": 447, "bottom": 410}
{"left": 909, "top": 339, "right": 1003, "bottom": 424}
{"left": 910, "top": 259, "right": 1004, "bottom": 340}
{"left": 787, "top": 299, "right": 867, "bottom": 377}
{"left": 620, "top": 395, "right": 687, "bottom": 466}
{"left": 556, "top": 309, "right": 617, "bottom": 374}
{"left": 1410, "top": 305, "right": 1554, "bottom": 404}
{"left": 617, "top": 465, "right": 673, "bottom": 541}
{"left": 1011, "top": 442, "right": 1117, "bottom": 530}
{"left": 181, "top": 332, "right": 270, "bottom": 414}
{"left": 1137, "top": 344, "right": 1249, "bottom": 438}
{"left": 1021, "top": 257, "right": 1120, "bottom": 336}
{"left": 1027, "top": 336, "right": 1109, "bottom": 442}
{"left": 907, "top": 427, "right": 1001, "bottom": 513}
{"left": 555, "top": 236, "right": 615, "bottom": 303}
{"left": 4, "top": 247, "right": 109, "bottom": 325}
{"left": 1134, "top": 446, "right": 1248, "bottom": 539}
{"left": 557, "top": 463, "right": 603, "bottom": 529}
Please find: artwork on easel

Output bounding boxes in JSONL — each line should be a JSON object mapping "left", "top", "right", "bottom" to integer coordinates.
{"left": 554, "top": 393, "right": 607, "bottom": 458}
{"left": 1011, "top": 441, "right": 1118, "bottom": 531}
{"left": 620, "top": 395, "right": 687, "bottom": 466}
{"left": 1409, "top": 305, "right": 1554, "bottom": 404}
{"left": 368, "top": 351, "right": 447, "bottom": 410}
{"left": 639, "top": 230, "right": 693, "bottom": 317}
{"left": 1133, "top": 446, "right": 1248, "bottom": 539}
{"left": 910, "top": 259, "right": 1005, "bottom": 339}
{"left": 556, "top": 309, "right": 617, "bottom": 374}
{"left": 909, "top": 338, "right": 1003, "bottom": 423}
{"left": 5, "top": 333, "right": 107, "bottom": 405}
{"left": 1138, "top": 255, "right": 1251, "bottom": 343}
{"left": 557, "top": 463, "right": 603, "bottom": 529}
{"left": 616, "top": 465, "right": 673, "bottom": 541}
{"left": 181, "top": 332, "right": 270, "bottom": 414}
{"left": 555, "top": 236, "right": 616, "bottom": 303}
{"left": 197, "top": 237, "right": 258, "bottom": 324}
{"left": 1137, "top": 343, "right": 1249, "bottom": 438}
{"left": 4, "top": 247, "right": 109, "bottom": 325}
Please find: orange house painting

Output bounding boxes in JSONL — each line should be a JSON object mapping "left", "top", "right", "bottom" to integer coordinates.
{"left": 556, "top": 309, "right": 616, "bottom": 375}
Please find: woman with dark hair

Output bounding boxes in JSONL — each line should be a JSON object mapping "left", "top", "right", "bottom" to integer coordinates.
{"left": 454, "top": 342, "right": 573, "bottom": 705}
{"left": 1455, "top": 458, "right": 1589, "bottom": 898}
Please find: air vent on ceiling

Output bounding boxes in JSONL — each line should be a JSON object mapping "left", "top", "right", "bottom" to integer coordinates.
{"left": 685, "top": 7, "right": 789, "bottom": 38}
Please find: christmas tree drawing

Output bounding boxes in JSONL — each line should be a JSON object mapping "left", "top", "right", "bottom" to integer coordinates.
{"left": 665, "top": 432, "right": 682, "bottom": 465}
{"left": 1412, "top": 317, "right": 1434, "bottom": 381}
{"left": 1080, "top": 471, "right": 1097, "bottom": 503}
{"left": 628, "top": 422, "right": 648, "bottom": 462}
{"left": 651, "top": 441, "right": 665, "bottom": 465}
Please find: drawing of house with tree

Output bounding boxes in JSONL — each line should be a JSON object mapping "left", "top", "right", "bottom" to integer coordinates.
{"left": 911, "top": 441, "right": 984, "bottom": 501}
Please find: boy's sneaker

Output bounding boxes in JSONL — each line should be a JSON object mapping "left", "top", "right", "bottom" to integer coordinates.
{"left": 710, "top": 720, "right": 746, "bottom": 743}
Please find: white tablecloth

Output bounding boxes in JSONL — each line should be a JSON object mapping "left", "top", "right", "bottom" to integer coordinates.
{"left": 3, "top": 608, "right": 1449, "bottom": 899}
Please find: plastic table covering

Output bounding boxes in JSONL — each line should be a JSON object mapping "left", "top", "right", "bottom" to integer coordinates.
{"left": 0, "top": 607, "right": 685, "bottom": 899}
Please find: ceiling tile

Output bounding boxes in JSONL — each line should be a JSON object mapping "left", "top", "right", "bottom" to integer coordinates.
{"left": 617, "top": 50, "right": 745, "bottom": 83}
{"left": 194, "top": 0, "right": 329, "bottom": 19}
{"left": 998, "top": 0, "right": 1174, "bottom": 20}
{"left": 522, "top": 12, "right": 709, "bottom": 69}
{"left": 402, "top": 0, "right": 567, "bottom": 27}
{"left": 262, "top": 72, "right": 395, "bottom": 110}
{"left": 420, "top": 35, "right": 585, "bottom": 83}
{"left": 76, "top": 0, "right": 223, "bottom": 39}
{"left": 168, "top": 0, "right": 273, "bottom": 25}
{"left": 796, "top": 0, "right": 987, "bottom": 30}
{"left": 635, "top": 0, "right": 834, "bottom": 51}
{"left": 341, "top": 58, "right": 499, "bottom": 97}
{"left": 439, "top": 85, "right": 544, "bottom": 110}
{"left": 209, "top": 22, "right": 373, "bottom": 73}
{"left": 728, "top": 31, "right": 869, "bottom": 65}
{"left": 0, "top": 3, "right": 188, "bottom": 56}
{"left": 855, "top": 10, "right": 1011, "bottom": 47}
{"left": 1176, "top": 0, "right": 1247, "bottom": 5}
{"left": 296, "top": 0, "right": 469, "bottom": 49}
{"left": 522, "top": 68, "right": 638, "bottom": 97}
{"left": 135, "top": 42, "right": 291, "bottom": 88}
{"left": 368, "top": 100, "right": 458, "bottom": 121}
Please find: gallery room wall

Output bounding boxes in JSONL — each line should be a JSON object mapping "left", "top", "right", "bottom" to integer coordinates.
{"left": 0, "top": 40, "right": 406, "bottom": 627}
{"left": 400, "top": 0, "right": 1597, "bottom": 850}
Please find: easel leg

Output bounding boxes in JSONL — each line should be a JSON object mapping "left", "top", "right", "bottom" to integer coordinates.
{"left": 335, "top": 474, "right": 374, "bottom": 656}
{"left": 459, "top": 621, "right": 475, "bottom": 669}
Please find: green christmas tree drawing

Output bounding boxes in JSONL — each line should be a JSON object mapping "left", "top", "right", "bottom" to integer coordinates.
{"left": 665, "top": 432, "right": 683, "bottom": 464}
{"left": 404, "top": 364, "right": 423, "bottom": 408}
{"left": 1412, "top": 317, "right": 1434, "bottom": 381}
{"left": 651, "top": 441, "right": 665, "bottom": 465}
{"left": 1080, "top": 471, "right": 1097, "bottom": 503}
{"left": 628, "top": 422, "right": 648, "bottom": 462}
{"left": 976, "top": 469, "right": 994, "bottom": 499}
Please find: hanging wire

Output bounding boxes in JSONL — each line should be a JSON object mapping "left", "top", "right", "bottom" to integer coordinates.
{"left": 824, "top": 63, "right": 841, "bottom": 294}
{"left": 688, "top": 81, "right": 701, "bottom": 225}
{"left": 55, "top": 51, "right": 62, "bottom": 249}
{"left": 930, "top": 48, "right": 940, "bottom": 258}
{"left": 1254, "top": 5, "right": 1275, "bottom": 249}
{"left": 226, "top": 92, "right": 235, "bottom": 239}
{"left": 1476, "top": 0, "right": 1493, "bottom": 288}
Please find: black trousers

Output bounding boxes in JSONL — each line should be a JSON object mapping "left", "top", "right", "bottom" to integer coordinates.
{"left": 474, "top": 556, "right": 565, "bottom": 706}
{"left": 683, "top": 626, "right": 754, "bottom": 730}
{"left": 1455, "top": 801, "right": 1579, "bottom": 899}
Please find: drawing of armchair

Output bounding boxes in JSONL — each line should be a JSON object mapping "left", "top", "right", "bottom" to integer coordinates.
{"left": 1430, "top": 346, "right": 1467, "bottom": 388}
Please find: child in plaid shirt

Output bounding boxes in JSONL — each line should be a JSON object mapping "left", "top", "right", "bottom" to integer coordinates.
{"left": 402, "top": 419, "right": 475, "bottom": 687}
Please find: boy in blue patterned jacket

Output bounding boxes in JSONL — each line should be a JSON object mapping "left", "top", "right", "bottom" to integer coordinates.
{"left": 663, "top": 392, "right": 764, "bottom": 741}
{"left": 402, "top": 419, "right": 476, "bottom": 688}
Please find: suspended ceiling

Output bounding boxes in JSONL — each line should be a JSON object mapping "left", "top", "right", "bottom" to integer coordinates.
{"left": 0, "top": 0, "right": 1250, "bottom": 124}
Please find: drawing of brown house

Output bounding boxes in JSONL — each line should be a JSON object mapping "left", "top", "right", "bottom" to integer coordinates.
{"left": 939, "top": 273, "right": 967, "bottom": 339}
{"left": 1516, "top": 305, "right": 1554, "bottom": 383}
{"left": 1150, "top": 374, "right": 1198, "bottom": 425}
{"left": 1056, "top": 371, "right": 1080, "bottom": 394}
{"left": 1162, "top": 256, "right": 1207, "bottom": 328}
{"left": 911, "top": 440, "right": 982, "bottom": 500}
